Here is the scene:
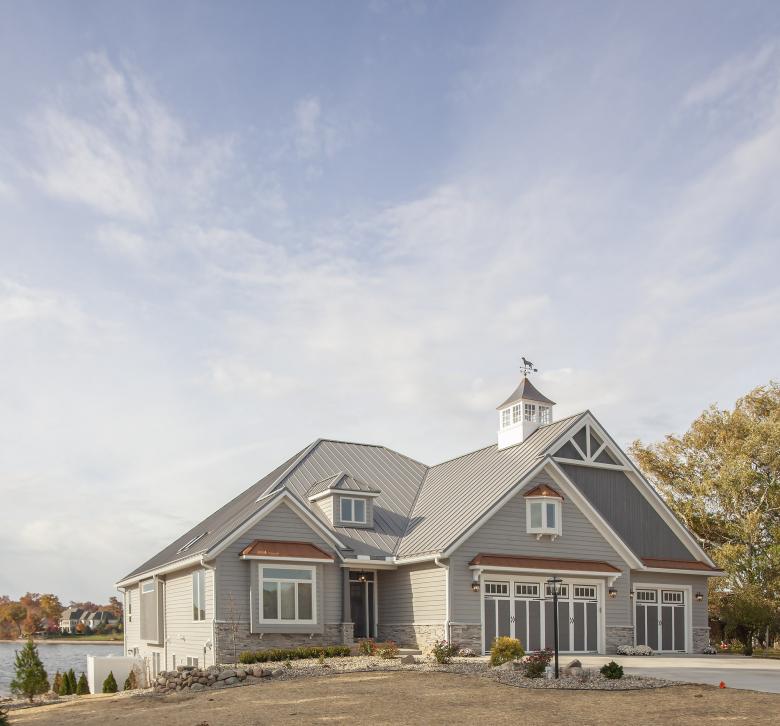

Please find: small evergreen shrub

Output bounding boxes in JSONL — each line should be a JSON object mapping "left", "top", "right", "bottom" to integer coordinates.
{"left": 357, "top": 638, "right": 376, "bottom": 656}
{"left": 490, "top": 636, "right": 525, "bottom": 666}
{"left": 102, "top": 671, "right": 118, "bottom": 693}
{"left": 52, "top": 671, "right": 63, "bottom": 694}
{"left": 58, "top": 672, "right": 72, "bottom": 695}
{"left": 377, "top": 641, "right": 400, "bottom": 659}
{"left": 238, "top": 645, "right": 351, "bottom": 664}
{"left": 123, "top": 669, "right": 138, "bottom": 691}
{"left": 76, "top": 672, "right": 90, "bottom": 695}
{"left": 431, "top": 640, "right": 458, "bottom": 664}
{"left": 10, "top": 639, "right": 50, "bottom": 702}
{"left": 600, "top": 661, "right": 624, "bottom": 680}
{"left": 520, "top": 648, "right": 553, "bottom": 678}
{"left": 67, "top": 669, "right": 77, "bottom": 693}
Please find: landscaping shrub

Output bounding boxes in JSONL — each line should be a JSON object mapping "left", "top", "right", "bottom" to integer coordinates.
{"left": 431, "top": 640, "right": 459, "bottom": 664}
{"left": 490, "top": 636, "right": 524, "bottom": 666}
{"left": 123, "top": 669, "right": 138, "bottom": 691}
{"left": 702, "top": 645, "right": 718, "bottom": 655}
{"left": 102, "top": 671, "right": 118, "bottom": 693}
{"left": 58, "top": 671, "right": 72, "bottom": 695}
{"left": 600, "top": 661, "right": 624, "bottom": 680}
{"left": 357, "top": 638, "right": 376, "bottom": 656}
{"left": 10, "top": 638, "right": 50, "bottom": 702}
{"left": 76, "top": 672, "right": 90, "bottom": 695}
{"left": 457, "top": 648, "right": 475, "bottom": 657}
{"left": 616, "top": 644, "right": 653, "bottom": 656}
{"left": 238, "top": 645, "right": 351, "bottom": 664}
{"left": 520, "top": 648, "right": 552, "bottom": 678}
{"left": 52, "top": 671, "right": 63, "bottom": 694}
{"left": 67, "top": 669, "right": 77, "bottom": 693}
{"left": 377, "top": 641, "right": 400, "bottom": 659}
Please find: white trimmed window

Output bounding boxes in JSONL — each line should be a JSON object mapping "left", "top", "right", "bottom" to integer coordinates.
{"left": 260, "top": 566, "right": 316, "bottom": 624}
{"left": 192, "top": 569, "right": 206, "bottom": 621}
{"left": 526, "top": 497, "right": 562, "bottom": 536}
{"left": 501, "top": 408, "right": 511, "bottom": 428}
{"left": 545, "top": 583, "right": 569, "bottom": 598}
{"left": 515, "top": 583, "right": 540, "bottom": 597}
{"left": 141, "top": 580, "right": 155, "bottom": 594}
{"left": 662, "top": 590, "right": 684, "bottom": 604}
{"left": 186, "top": 657, "right": 198, "bottom": 667}
{"left": 484, "top": 582, "right": 509, "bottom": 596}
{"left": 524, "top": 402, "right": 536, "bottom": 421}
{"left": 512, "top": 403, "right": 522, "bottom": 424}
{"left": 340, "top": 496, "right": 366, "bottom": 524}
{"left": 539, "top": 406, "right": 551, "bottom": 424}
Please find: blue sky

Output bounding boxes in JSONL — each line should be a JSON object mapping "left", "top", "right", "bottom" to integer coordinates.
{"left": 1, "top": 1, "right": 779, "bottom": 601}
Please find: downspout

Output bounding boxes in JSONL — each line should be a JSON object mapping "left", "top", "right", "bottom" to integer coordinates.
{"left": 201, "top": 558, "right": 217, "bottom": 666}
{"left": 433, "top": 555, "right": 450, "bottom": 643}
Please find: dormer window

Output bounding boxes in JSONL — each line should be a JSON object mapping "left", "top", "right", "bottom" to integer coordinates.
{"left": 512, "top": 403, "right": 522, "bottom": 424}
{"left": 340, "top": 496, "right": 366, "bottom": 524}
{"left": 501, "top": 409, "right": 511, "bottom": 428}
{"left": 524, "top": 484, "right": 563, "bottom": 538}
{"left": 524, "top": 403, "right": 536, "bottom": 421}
{"left": 539, "top": 406, "right": 551, "bottom": 424}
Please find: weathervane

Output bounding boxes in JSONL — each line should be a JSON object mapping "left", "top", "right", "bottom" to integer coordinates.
{"left": 521, "top": 356, "right": 538, "bottom": 376}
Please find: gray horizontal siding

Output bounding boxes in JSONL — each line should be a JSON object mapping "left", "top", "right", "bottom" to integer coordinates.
{"left": 215, "top": 501, "right": 341, "bottom": 625}
{"left": 164, "top": 566, "right": 214, "bottom": 667}
{"left": 449, "top": 469, "right": 631, "bottom": 627}
{"left": 561, "top": 464, "right": 694, "bottom": 561}
{"left": 631, "top": 571, "right": 710, "bottom": 628}
{"left": 378, "top": 561, "right": 446, "bottom": 623}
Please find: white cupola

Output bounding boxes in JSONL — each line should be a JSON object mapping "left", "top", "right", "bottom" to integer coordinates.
{"left": 496, "top": 376, "right": 555, "bottom": 450}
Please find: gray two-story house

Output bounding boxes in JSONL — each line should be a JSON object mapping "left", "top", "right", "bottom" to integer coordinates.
{"left": 117, "top": 376, "right": 721, "bottom": 672}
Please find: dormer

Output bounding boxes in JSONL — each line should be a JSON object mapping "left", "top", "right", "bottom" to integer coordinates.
{"left": 307, "top": 472, "right": 380, "bottom": 529}
{"left": 496, "top": 376, "right": 555, "bottom": 449}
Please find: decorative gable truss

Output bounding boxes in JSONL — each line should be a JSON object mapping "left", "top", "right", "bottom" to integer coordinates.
{"left": 552, "top": 420, "right": 625, "bottom": 469}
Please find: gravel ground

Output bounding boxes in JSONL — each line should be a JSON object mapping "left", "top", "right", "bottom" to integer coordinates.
{"left": 251, "top": 655, "right": 674, "bottom": 690}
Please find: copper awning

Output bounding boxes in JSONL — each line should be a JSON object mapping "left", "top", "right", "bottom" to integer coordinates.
{"left": 239, "top": 539, "right": 334, "bottom": 561}
{"left": 469, "top": 553, "right": 621, "bottom": 573}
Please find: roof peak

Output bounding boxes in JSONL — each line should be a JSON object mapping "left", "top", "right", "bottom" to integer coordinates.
{"left": 496, "top": 376, "right": 556, "bottom": 409}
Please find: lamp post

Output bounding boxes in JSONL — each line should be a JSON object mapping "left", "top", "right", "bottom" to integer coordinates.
{"left": 547, "top": 576, "right": 562, "bottom": 679}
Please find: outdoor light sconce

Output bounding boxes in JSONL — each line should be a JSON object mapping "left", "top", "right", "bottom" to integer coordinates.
{"left": 695, "top": 592, "right": 704, "bottom": 602}
{"left": 358, "top": 573, "right": 367, "bottom": 582}
{"left": 471, "top": 581, "right": 480, "bottom": 593}
{"left": 608, "top": 587, "right": 618, "bottom": 599}
{"left": 629, "top": 590, "right": 634, "bottom": 599}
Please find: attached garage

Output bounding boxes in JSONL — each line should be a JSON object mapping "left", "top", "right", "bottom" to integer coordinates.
{"left": 473, "top": 554, "right": 623, "bottom": 655}
{"left": 634, "top": 586, "right": 688, "bottom": 653}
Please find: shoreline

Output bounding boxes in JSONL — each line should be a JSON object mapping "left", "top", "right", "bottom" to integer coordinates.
{"left": 0, "top": 639, "right": 122, "bottom": 645}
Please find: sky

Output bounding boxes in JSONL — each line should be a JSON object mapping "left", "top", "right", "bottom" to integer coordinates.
{"left": 1, "top": 1, "right": 779, "bottom": 602}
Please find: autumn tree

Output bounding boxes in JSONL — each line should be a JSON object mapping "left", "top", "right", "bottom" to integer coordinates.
{"left": 1, "top": 603, "right": 27, "bottom": 636}
{"left": 631, "top": 382, "right": 780, "bottom": 648}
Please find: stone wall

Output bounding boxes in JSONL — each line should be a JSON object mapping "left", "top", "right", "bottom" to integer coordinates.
{"left": 377, "top": 623, "right": 444, "bottom": 650}
{"left": 448, "top": 624, "right": 482, "bottom": 653}
{"left": 215, "top": 623, "right": 347, "bottom": 664}
{"left": 154, "top": 665, "right": 269, "bottom": 694}
{"left": 605, "top": 626, "right": 634, "bottom": 654}
{"left": 692, "top": 626, "right": 711, "bottom": 653}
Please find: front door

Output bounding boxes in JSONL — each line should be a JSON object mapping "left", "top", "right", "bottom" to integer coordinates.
{"left": 349, "top": 571, "right": 376, "bottom": 639}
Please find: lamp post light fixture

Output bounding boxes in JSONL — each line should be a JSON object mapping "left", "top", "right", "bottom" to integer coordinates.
{"left": 546, "top": 576, "right": 562, "bottom": 679}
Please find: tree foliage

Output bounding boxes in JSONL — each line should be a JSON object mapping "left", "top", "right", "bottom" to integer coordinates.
{"left": 102, "top": 671, "right": 118, "bottom": 693}
{"left": 714, "top": 585, "right": 775, "bottom": 656}
{"left": 10, "top": 639, "right": 49, "bottom": 702}
{"left": 76, "top": 672, "right": 89, "bottom": 695}
{"left": 630, "top": 382, "right": 780, "bottom": 595}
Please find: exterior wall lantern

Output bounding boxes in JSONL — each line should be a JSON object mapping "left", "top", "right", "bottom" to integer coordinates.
{"left": 471, "top": 581, "right": 480, "bottom": 593}
{"left": 629, "top": 590, "right": 634, "bottom": 599}
{"left": 608, "top": 587, "right": 618, "bottom": 599}
{"left": 546, "top": 576, "right": 563, "bottom": 679}
{"left": 695, "top": 592, "right": 704, "bottom": 602}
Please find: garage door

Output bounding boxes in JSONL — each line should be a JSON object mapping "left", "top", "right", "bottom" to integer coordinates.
{"left": 483, "top": 579, "right": 600, "bottom": 654}
{"left": 635, "top": 588, "right": 686, "bottom": 653}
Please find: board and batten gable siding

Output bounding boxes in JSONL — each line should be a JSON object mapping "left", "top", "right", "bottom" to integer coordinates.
{"left": 631, "top": 571, "right": 709, "bottom": 628}
{"left": 560, "top": 464, "right": 693, "bottom": 561}
{"left": 214, "top": 501, "right": 341, "bottom": 626}
{"left": 378, "top": 560, "right": 446, "bottom": 624}
{"left": 163, "top": 565, "right": 215, "bottom": 668}
{"left": 448, "top": 469, "right": 632, "bottom": 626}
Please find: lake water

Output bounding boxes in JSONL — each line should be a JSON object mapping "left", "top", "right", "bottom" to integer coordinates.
{"left": 0, "top": 642, "right": 123, "bottom": 697}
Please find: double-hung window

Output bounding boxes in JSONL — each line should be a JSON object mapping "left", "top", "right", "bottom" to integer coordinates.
{"left": 192, "top": 569, "right": 206, "bottom": 621}
{"left": 526, "top": 498, "right": 562, "bottom": 536}
{"left": 260, "top": 566, "right": 316, "bottom": 623}
{"left": 340, "top": 496, "right": 366, "bottom": 524}
{"left": 501, "top": 408, "right": 511, "bottom": 428}
{"left": 524, "top": 402, "right": 536, "bottom": 421}
{"left": 512, "top": 403, "right": 522, "bottom": 424}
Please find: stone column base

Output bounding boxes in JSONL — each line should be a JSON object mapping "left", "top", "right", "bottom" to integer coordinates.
{"left": 340, "top": 622, "right": 354, "bottom": 645}
{"left": 605, "top": 626, "right": 634, "bottom": 654}
{"left": 692, "top": 626, "right": 711, "bottom": 653}
{"left": 449, "top": 623, "right": 482, "bottom": 652}
{"left": 377, "top": 623, "right": 445, "bottom": 650}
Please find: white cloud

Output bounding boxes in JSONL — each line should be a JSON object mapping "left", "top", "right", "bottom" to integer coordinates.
{"left": 292, "top": 95, "right": 345, "bottom": 160}
{"left": 683, "top": 42, "right": 778, "bottom": 107}
{"left": 0, "top": 278, "right": 87, "bottom": 330}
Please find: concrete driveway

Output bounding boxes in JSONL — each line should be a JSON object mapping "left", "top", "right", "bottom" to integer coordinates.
{"left": 579, "top": 654, "right": 780, "bottom": 693}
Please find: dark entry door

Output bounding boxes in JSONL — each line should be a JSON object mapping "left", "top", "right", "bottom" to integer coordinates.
{"left": 349, "top": 572, "right": 376, "bottom": 639}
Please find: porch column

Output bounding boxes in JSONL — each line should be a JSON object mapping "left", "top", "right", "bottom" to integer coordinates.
{"left": 342, "top": 568, "right": 351, "bottom": 623}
